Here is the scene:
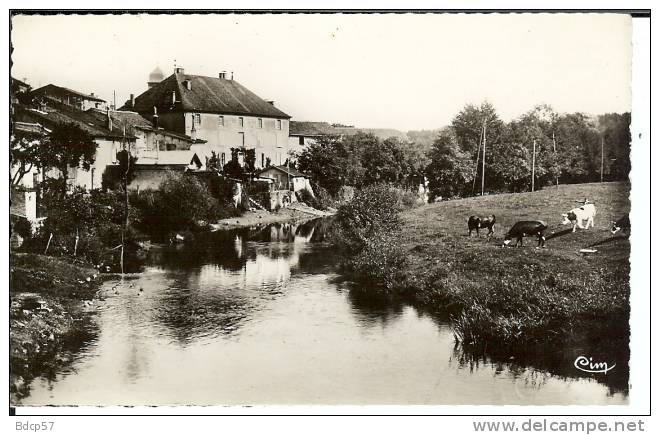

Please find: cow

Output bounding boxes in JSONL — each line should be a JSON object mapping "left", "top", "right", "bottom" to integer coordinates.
{"left": 561, "top": 203, "right": 597, "bottom": 232}
{"left": 610, "top": 215, "right": 631, "bottom": 236}
{"left": 503, "top": 220, "right": 548, "bottom": 248}
{"left": 467, "top": 215, "right": 496, "bottom": 237}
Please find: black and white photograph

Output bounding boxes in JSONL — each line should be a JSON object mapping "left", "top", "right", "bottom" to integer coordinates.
{"left": 6, "top": 7, "right": 651, "bottom": 424}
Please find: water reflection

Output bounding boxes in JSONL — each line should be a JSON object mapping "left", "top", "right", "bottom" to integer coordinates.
{"left": 19, "top": 218, "right": 628, "bottom": 405}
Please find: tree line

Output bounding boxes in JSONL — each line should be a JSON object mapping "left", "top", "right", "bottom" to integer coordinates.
{"left": 296, "top": 102, "right": 631, "bottom": 200}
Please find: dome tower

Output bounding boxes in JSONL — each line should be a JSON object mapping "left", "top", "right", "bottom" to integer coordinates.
{"left": 148, "top": 66, "right": 164, "bottom": 89}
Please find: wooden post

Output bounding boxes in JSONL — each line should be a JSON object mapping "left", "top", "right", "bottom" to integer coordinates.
{"left": 481, "top": 122, "right": 486, "bottom": 196}
{"left": 600, "top": 136, "right": 604, "bottom": 183}
{"left": 552, "top": 132, "right": 556, "bottom": 184}
{"left": 44, "top": 232, "right": 53, "bottom": 254}
{"left": 74, "top": 228, "right": 79, "bottom": 256}
{"left": 531, "top": 139, "right": 536, "bottom": 192}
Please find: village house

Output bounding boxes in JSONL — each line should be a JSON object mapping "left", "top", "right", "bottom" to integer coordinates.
{"left": 129, "top": 151, "right": 204, "bottom": 191}
{"left": 13, "top": 94, "right": 197, "bottom": 191}
{"left": 29, "top": 83, "right": 109, "bottom": 111}
{"left": 257, "top": 164, "right": 313, "bottom": 195}
{"left": 124, "top": 67, "right": 292, "bottom": 170}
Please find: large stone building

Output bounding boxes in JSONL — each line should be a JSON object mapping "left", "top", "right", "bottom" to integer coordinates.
{"left": 124, "top": 67, "right": 292, "bottom": 169}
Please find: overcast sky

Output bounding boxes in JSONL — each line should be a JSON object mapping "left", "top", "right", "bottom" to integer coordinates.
{"left": 11, "top": 13, "right": 631, "bottom": 131}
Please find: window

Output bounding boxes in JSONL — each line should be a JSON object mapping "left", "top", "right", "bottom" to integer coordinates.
{"left": 299, "top": 136, "right": 305, "bottom": 146}
{"left": 277, "top": 119, "right": 282, "bottom": 130}
{"left": 194, "top": 113, "right": 201, "bottom": 125}
{"left": 258, "top": 118, "right": 263, "bottom": 129}
{"left": 218, "top": 115, "right": 224, "bottom": 126}
{"left": 261, "top": 153, "right": 265, "bottom": 168}
{"left": 221, "top": 153, "right": 226, "bottom": 166}
{"left": 238, "top": 117, "right": 244, "bottom": 127}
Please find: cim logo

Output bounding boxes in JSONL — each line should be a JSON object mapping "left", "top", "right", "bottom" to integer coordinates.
{"left": 574, "top": 356, "right": 616, "bottom": 374}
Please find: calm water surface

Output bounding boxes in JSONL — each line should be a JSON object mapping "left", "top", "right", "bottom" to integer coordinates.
{"left": 23, "top": 220, "right": 628, "bottom": 405}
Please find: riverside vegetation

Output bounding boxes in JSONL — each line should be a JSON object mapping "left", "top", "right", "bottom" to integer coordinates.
{"left": 332, "top": 182, "right": 630, "bottom": 366}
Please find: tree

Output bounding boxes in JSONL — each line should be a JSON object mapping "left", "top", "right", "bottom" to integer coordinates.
{"left": 10, "top": 130, "right": 43, "bottom": 188}
{"left": 598, "top": 113, "right": 631, "bottom": 181}
{"left": 41, "top": 122, "right": 98, "bottom": 189}
{"left": 451, "top": 101, "right": 506, "bottom": 192}
{"left": 297, "top": 135, "right": 365, "bottom": 195}
{"left": 554, "top": 113, "right": 600, "bottom": 183}
{"left": 425, "top": 128, "right": 476, "bottom": 199}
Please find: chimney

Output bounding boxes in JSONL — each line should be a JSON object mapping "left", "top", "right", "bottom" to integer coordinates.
{"left": 130, "top": 93, "right": 135, "bottom": 108}
{"left": 90, "top": 92, "right": 95, "bottom": 97}
{"left": 219, "top": 71, "right": 227, "bottom": 79}
{"left": 106, "top": 109, "right": 113, "bottom": 131}
{"left": 152, "top": 106, "right": 159, "bottom": 128}
{"left": 174, "top": 67, "right": 185, "bottom": 75}
{"left": 265, "top": 100, "right": 275, "bottom": 106}
{"left": 231, "top": 71, "right": 234, "bottom": 80}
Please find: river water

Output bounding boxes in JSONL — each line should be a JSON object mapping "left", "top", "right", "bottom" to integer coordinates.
{"left": 22, "top": 220, "right": 628, "bottom": 406}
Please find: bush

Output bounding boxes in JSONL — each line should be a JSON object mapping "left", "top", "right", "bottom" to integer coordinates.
{"left": 11, "top": 216, "right": 32, "bottom": 239}
{"left": 390, "top": 187, "right": 420, "bottom": 209}
{"left": 348, "top": 232, "right": 407, "bottom": 292}
{"left": 333, "top": 184, "right": 402, "bottom": 254}
{"left": 332, "top": 184, "right": 406, "bottom": 292}
{"left": 131, "top": 173, "right": 239, "bottom": 239}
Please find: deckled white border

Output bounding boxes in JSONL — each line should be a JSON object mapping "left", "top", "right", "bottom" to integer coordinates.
{"left": 2, "top": 2, "right": 653, "bottom": 430}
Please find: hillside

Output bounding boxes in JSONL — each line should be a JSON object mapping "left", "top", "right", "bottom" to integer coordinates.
{"left": 401, "top": 181, "right": 630, "bottom": 264}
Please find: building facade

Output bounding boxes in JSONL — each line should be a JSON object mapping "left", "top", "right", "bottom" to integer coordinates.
{"left": 125, "top": 68, "right": 292, "bottom": 170}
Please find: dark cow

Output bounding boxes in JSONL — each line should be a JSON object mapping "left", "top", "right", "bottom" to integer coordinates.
{"left": 503, "top": 220, "right": 548, "bottom": 248}
{"left": 467, "top": 215, "right": 496, "bottom": 237}
{"left": 610, "top": 215, "right": 631, "bottom": 236}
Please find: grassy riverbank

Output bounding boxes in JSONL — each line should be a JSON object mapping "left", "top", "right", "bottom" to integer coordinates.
{"left": 10, "top": 253, "right": 101, "bottom": 403}
{"left": 396, "top": 182, "right": 630, "bottom": 350}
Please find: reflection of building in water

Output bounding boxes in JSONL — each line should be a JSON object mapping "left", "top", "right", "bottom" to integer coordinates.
{"left": 234, "top": 235, "right": 243, "bottom": 258}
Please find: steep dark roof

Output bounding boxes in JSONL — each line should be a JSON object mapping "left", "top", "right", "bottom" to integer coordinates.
{"left": 13, "top": 101, "right": 130, "bottom": 139}
{"left": 130, "top": 73, "right": 291, "bottom": 119}
{"left": 30, "top": 84, "right": 106, "bottom": 102}
{"left": 102, "top": 111, "right": 195, "bottom": 142}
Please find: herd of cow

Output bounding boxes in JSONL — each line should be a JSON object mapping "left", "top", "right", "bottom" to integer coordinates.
{"left": 467, "top": 200, "right": 630, "bottom": 249}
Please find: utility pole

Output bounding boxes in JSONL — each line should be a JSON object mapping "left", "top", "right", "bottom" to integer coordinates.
{"left": 531, "top": 139, "right": 536, "bottom": 192}
{"left": 471, "top": 122, "right": 484, "bottom": 195}
{"left": 552, "top": 131, "right": 558, "bottom": 189}
{"left": 600, "top": 136, "right": 604, "bottom": 183}
{"left": 481, "top": 121, "right": 487, "bottom": 196}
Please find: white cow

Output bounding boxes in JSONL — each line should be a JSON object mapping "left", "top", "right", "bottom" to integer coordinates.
{"left": 561, "top": 203, "right": 597, "bottom": 232}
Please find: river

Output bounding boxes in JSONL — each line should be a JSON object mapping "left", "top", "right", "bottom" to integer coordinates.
{"left": 21, "top": 219, "right": 628, "bottom": 406}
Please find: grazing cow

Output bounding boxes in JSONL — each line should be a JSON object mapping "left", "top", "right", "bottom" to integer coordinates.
{"left": 610, "top": 215, "right": 631, "bottom": 236}
{"left": 467, "top": 215, "right": 496, "bottom": 237}
{"left": 561, "top": 203, "right": 597, "bottom": 232}
{"left": 503, "top": 220, "right": 548, "bottom": 248}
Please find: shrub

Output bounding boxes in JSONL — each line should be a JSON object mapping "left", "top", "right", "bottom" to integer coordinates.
{"left": 11, "top": 216, "right": 32, "bottom": 239}
{"left": 332, "top": 184, "right": 406, "bottom": 292}
{"left": 131, "top": 173, "right": 239, "bottom": 239}
{"left": 333, "top": 184, "right": 402, "bottom": 254}
{"left": 348, "top": 232, "right": 407, "bottom": 292}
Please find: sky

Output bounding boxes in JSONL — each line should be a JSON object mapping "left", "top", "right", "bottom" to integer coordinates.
{"left": 10, "top": 13, "right": 632, "bottom": 131}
